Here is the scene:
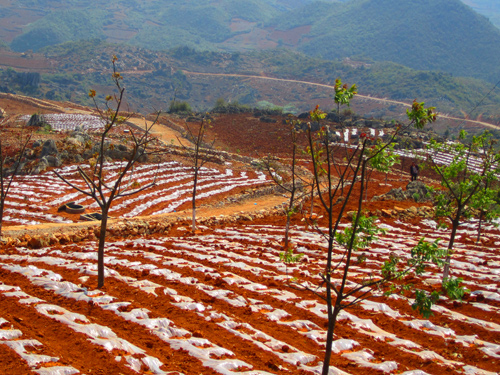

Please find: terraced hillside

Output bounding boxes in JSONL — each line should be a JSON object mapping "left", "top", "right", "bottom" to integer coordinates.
{"left": 2, "top": 161, "right": 268, "bottom": 227}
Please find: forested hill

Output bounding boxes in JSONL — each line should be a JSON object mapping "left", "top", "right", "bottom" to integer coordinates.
{"left": 273, "top": 0, "right": 500, "bottom": 83}
{"left": 2, "top": 0, "right": 500, "bottom": 83}
{"left": 4, "top": 0, "right": 323, "bottom": 52}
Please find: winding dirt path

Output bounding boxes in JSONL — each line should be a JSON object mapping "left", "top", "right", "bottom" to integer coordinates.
{"left": 182, "top": 71, "right": 500, "bottom": 130}
{"left": 125, "top": 116, "right": 189, "bottom": 147}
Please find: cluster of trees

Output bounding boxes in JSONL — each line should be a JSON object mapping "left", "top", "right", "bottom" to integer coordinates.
{"left": 169, "top": 100, "right": 192, "bottom": 114}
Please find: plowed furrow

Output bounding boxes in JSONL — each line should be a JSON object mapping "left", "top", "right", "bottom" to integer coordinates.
{"left": 0, "top": 267, "right": 202, "bottom": 375}
{"left": 0, "top": 260, "right": 283, "bottom": 375}
{"left": 0, "top": 281, "right": 139, "bottom": 375}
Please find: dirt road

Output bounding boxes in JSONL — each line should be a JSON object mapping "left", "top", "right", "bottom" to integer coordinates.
{"left": 183, "top": 71, "right": 500, "bottom": 130}
{"left": 126, "top": 116, "right": 190, "bottom": 147}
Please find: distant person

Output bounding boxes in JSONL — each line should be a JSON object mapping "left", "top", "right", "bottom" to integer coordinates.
{"left": 410, "top": 162, "right": 420, "bottom": 181}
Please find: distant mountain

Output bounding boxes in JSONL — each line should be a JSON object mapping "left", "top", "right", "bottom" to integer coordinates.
{"left": 4, "top": 0, "right": 328, "bottom": 52}
{"left": 2, "top": 0, "right": 499, "bottom": 84}
{"left": 270, "top": 0, "right": 500, "bottom": 83}
{"left": 462, "top": 0, "right": 500, "bottom": 29}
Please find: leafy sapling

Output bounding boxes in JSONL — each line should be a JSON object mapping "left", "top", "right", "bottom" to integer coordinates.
{"left": 335, "top": 213, "right": 385, "bottom": 252}
{"left": 427, "top": 130, "right": 500, "bottom": 282}
{"left": 300, "top": 86, "right": 437, "bottom": 375}
{"left": 279, "top": 246, "right": 304, "bottom": 281}
{"left": 365, "top": 141, "right": 399, "bottom": 201}
{"left": 413, "top": 290, "right": 441, "bottom": 319}
{"left": 443, "top": 277, "right": 469, "bottom": 301}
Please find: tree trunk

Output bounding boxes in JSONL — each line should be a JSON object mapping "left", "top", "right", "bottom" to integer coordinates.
{"left": 310, "top": 182, "right": 315, "bottom": 217}
{"left": 321, "top": 306, "right": 341, "bottom": 375}
{"left": 322, "top": 150, "right": 367, "bottom": 375}
{"left": 0, "top": 200, "right": 4, "bottom": 238}
{"left": 192, "top": 169, "right": 199, "bottom": 232}
{"left": 442, "top": 217, "right": 459, "bottom": 282}
{"left": 284, "top": 184, "right": 296, "bottom": 249}
{"left": 476, "top": 210, "right": 484, "bottom": 244}
{"left": 284, "top": 213, "right": 291, "bottom": 249}
{"left": 97, "top": 207, "right": 109, "bottom": 289}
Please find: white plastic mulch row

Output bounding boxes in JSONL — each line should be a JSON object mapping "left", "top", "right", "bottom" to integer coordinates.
{"left": 0, "top": 283, "right": 174, "bottom": 375}
{"left": 0, "top": 262, "right": 278, "bottom": 375}
{"left": 0, "top": 246, "right": 385, "bottom": 375}
{"left": 126, "top": 236, "right": 500, "bottom": 371}
{"left": 0, "top": 312, "right": 80, "bottom": 375}
{"left": 1, "top": 235, "right": 489, "bottom": 375}
{"left": 392, "top": 146, "right": 500, "bottom": 178}
{"left": 2, "top": 161, "right": 268, "bottom": 225}
{"left": 108, "top": 243, "right": 447, "bottom": 374}
{"left": 20, "top": 114, "right": 105, "bottom": 131}
{"left": 0, "top": 248, "right": 378, "bottom": 375}
{"left": 2, "top": 208, "right": 72, "bottom": 226}
{"left": 135, "top": 223, "right": 500, "bottom": 363}
{"left": 1, "top": 215, "right": 499, "bottom": 373}
{"left": 90, "top": 169, "right": 267, "bottom": 217}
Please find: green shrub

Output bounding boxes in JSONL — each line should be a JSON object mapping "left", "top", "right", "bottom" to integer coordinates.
{"left": 443, "top": 277, "right": 469, "bottom": 301}
{"left": 169, "top": 100, "right": 191, "bottom": 113}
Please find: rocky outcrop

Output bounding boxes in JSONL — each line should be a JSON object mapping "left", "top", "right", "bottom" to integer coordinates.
{"left": 40, "top": 139, "right": 59, "bottom": 158}
{"left": 26, "top": 139, "right": 62, "bottom": 174}
{"left": 70, "top": 126, "right": 91, "bottom": 144}
{"left": 27, "top": 113, "right": 47, "bottom": 127}
{"left": 405, "top": 181, "right": 431, "bottom": 202}
{"left": 374, "top": 181, "right": 432, "bottom": 203}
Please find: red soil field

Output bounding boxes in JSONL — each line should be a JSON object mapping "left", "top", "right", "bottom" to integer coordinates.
{"left": 0, "top": 95, "right": 499, "bottom": 375}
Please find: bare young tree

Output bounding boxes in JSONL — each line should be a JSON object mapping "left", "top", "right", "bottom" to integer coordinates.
{"left": 0, "top": 115, "right": 33, "bottom": 238}
{"left": 54, "top": 56, "right": 160, "bottom": 288}
{"left": 261, "top": 116, "right": 310, "bottom": 250}
{"left": 177, "top": 117, "right": 215, "bottom": 232}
